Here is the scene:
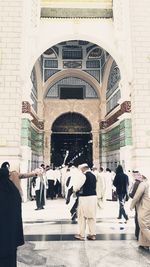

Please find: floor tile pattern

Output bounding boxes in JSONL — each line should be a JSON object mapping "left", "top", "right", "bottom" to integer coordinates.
{"left": 17, "top": 198, "right": 150, "bottom": 266}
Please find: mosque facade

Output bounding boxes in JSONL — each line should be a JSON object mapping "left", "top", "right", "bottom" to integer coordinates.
{"left": 0, "top": 0, "right": 150, "bottom": 182}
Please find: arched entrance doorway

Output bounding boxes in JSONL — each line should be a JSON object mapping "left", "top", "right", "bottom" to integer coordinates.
{"left": 29, "top": 39, "right": 130, "bottom": 173}
{"left": 51, "top": 112, "right": 93, "bottom": 167}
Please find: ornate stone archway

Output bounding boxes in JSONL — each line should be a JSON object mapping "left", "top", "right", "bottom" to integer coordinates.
{"left": 51, "top": 112, "right": 93, "bottom": 167}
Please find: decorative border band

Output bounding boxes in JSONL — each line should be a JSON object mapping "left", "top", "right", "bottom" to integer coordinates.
{"left": 22, "top": 101, "right": 44, "bottom": 130}
{"left": 100, "top": 101, "right": 131, "bottom": 129}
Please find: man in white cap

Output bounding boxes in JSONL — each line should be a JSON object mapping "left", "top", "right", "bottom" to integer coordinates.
{"left": 74, "top": 163, "right": 97, "bottom": 241}
{"left": 130, "top": 167, "right": 150, "bottom": 251}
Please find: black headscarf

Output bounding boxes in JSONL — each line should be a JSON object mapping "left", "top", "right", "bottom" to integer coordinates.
{"left": 115, "top": 165, "right": 124, "bottom": 174}
{"left": 1, "top": 161, "right": 10, "bottom": 169}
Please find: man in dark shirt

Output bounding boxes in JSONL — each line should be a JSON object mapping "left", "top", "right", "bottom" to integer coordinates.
{"left": 113, "top": 165, "right": 129, "bottom": 222}
{"left": 74, "top": 163, "right": 97, "bottom": 241}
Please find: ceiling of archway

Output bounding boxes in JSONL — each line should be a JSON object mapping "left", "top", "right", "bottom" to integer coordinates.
{"left": 42, "top": 40, "right": 110, "bottom": 85}
{"left": 52, "top": 112, "right": 92, "bottom": 133}
{"left": 32, "top": 40, "right": 121, "bottom": 116}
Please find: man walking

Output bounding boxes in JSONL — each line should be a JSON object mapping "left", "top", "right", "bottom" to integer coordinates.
{"left": 74, "top": 163, "right": 97, "bottom": 241}
{"left": 113, "top": 165, "right": 129, "bottom": 223}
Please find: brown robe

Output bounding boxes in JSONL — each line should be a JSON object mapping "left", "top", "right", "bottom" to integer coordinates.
{"left": 130, "top": 180, "right": 150, "bottom": 246}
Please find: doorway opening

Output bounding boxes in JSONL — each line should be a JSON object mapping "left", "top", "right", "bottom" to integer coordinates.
{"left": 51, "top": 112, "right": 93, "bottom": 167}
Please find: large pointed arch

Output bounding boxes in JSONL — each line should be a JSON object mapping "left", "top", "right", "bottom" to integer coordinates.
{"left": 43, "top": 69, "right": 101, "bottom": 99}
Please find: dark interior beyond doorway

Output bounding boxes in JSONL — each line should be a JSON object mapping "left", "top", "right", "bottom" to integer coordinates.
{"left": 51, "top": 133, "right": 93, "bottom": 167}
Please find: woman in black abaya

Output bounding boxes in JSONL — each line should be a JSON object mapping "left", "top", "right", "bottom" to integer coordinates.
{"left": 0, "top": 168, "right": 24, "bottom": 267}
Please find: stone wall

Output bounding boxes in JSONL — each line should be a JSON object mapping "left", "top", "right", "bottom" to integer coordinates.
{"left": 129, "top": 0, "right": 150, "bottom": 169}
{"left": 0, "top": 0, "right": 23, "bottom": 169}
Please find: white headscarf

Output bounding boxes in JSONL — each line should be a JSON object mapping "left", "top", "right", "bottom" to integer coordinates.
{"left": 138, "top": 168, "right": 150, "bottom": 197}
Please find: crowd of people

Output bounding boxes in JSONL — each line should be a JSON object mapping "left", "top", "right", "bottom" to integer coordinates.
{"left": 31, "top": 162, "right": 150, "bottom": 250}
{"left": 0, "top": 160, "right": 150, "bottom": 266}
{"left": 29, "top": 164, "right": 117, "bottom": 213}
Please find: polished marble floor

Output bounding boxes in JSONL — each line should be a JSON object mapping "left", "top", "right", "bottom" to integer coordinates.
{"left": 17, "top": 198, "right": 150, "bottom": 267}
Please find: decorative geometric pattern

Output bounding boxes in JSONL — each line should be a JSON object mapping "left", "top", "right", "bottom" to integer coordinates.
{"left": 105, "top": 125, "right": 120, "bottom": 151}
{"left": 44, "top": 69, "right": 60, "bottom": 82}
{"left": 46, "top": 77, "right": 98, "bottom": 98}
{"left": 41, "top": 40, "right": 109, "bottom": 84}
{"left": 31, "top": 127, "right": 44, "bottom": 154}
{"left": 31, "top": 94, "right": 37, "bottom": 113}
{"left": 86, "top": 60, "right": 100, "bottom": 68}
{"left": 31, "top": 114, "right": 44, "bottom": 130}
{"left": 106, "top": 90, "right": 121, "bottom": 113}
{"left": 86, "top": 44, "right": 97, "bottom": 53}
{"left": 22, "top": 101, "right": 31, "bottom": 113}
{"left": 22, "top": 101, "right": 44, "bottom": 130}
{"left": 84, "top": 70, "right": 100, "bottom": 82}
{"left": 44, "top": 60, "right": 58, "bottom": 68}
{"left": 120, "top": 119, "right": 132, "bottom": 147}
{"left": 79, "top": 41, "right": 89, "bottom": 45}
{"left": 107, "top": 61, "right": 121, "bottom": 91}
{"left": 88, "top": 48, "right": 103, "bottom": 58}
{"left": 100, "top": 120, "right": 108, "bottom": 129}
{"left": 52, "top": 46, "right": 59, "bottom": 56}
{"left": 100, "top": 118, "right": 132, "bottom": 154}
{"left": 52, "top": 112, "right": 92, "bottom": 133}
{"left": 100, "top": 101, "right": 131, "bottom": 129}
{"left": 63, "top": 61, "right": 82, "bottom": 69}
{"left": 121, "top": 101, "right": 131, "bottom": 113}
{"left": 30, "top": 68, "right": 37, "bottom": 112}
{"left": 31, "top": 68, "right": 37, "bottom": 90}
{"left": 62, "top": 48, "right": 82, "bottom": 59}
{"left": 43, "top": 48, "right": 56, "bottom": 58}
